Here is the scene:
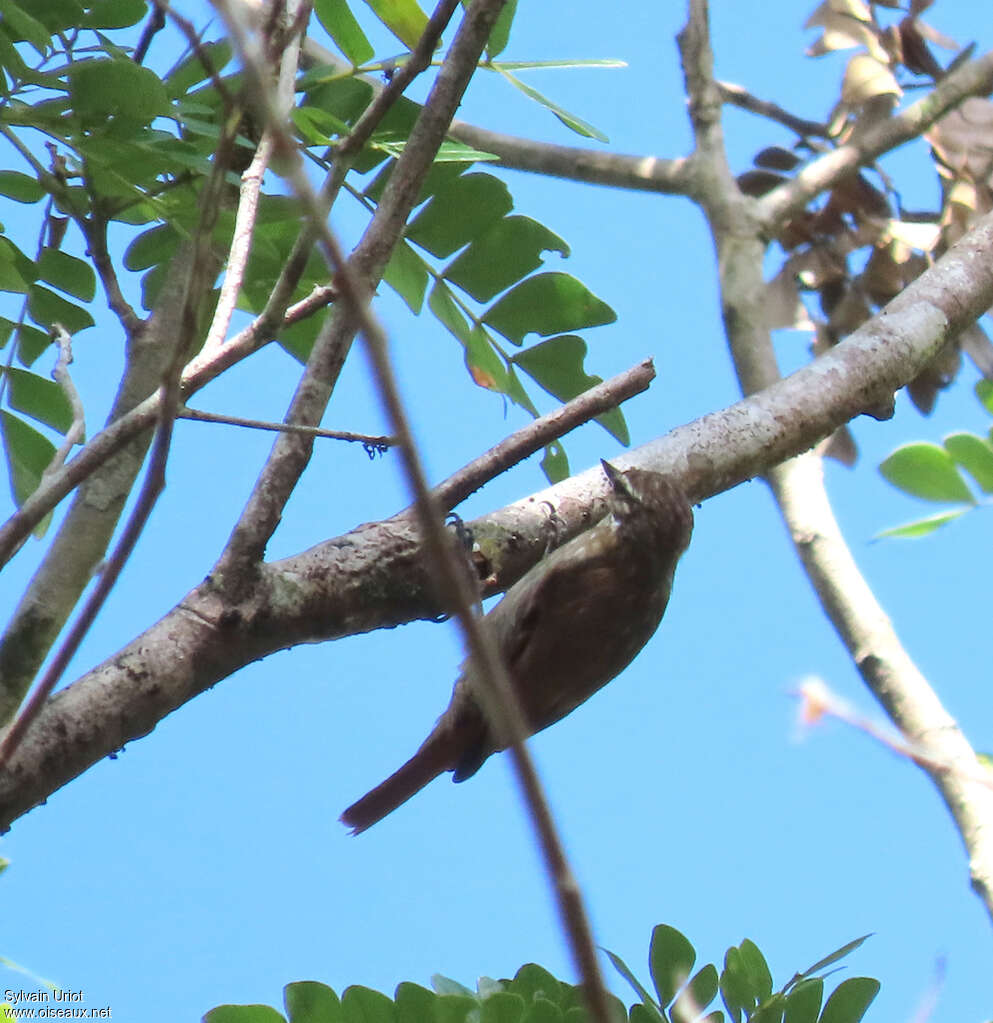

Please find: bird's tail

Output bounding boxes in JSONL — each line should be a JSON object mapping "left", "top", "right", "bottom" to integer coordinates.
{"left": 341, "top": 735, "right": 453, "bottom": 834}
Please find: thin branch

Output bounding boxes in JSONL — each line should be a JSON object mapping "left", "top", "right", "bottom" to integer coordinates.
{"left": 201, "top": 132, "right": 274, "bottom": 359}
{"left": 717, "top": 80, "right": 827, "bottom": 138}
{"left": 0, "top": 352, "right": 182, "bottom": 767}
{"left": 0, "top": 283, "right": 336, "bottom": 569}
{"left": 82, "top": 214, "right": 141, "bottom": 335}
{"left": 431, "top": 357, "right": 656, "bottom": 512}
{"left": 177, "top": 406, "right": 394, "bottom": 449}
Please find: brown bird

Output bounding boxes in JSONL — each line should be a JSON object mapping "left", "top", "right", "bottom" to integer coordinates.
{"left": 341, "top": 460, "right": 694, "bottom": 833}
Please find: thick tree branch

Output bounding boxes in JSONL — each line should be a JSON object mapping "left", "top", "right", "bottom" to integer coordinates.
{"left": 769, "top": 454, "right": 993, "bottom": 921}
{"left": 678, "top": 1, "right": 993, "bottom": 923}
{"left": 2, "top": 212, "right": 993, "bottom": 830}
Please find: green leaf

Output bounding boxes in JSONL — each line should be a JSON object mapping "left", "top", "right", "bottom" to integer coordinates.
{"left": 81, "top": 0, "right": 146, "bottom": 29}
{"left": 445, "top": 215, "right": 568, "bottom": 303}
{"left": 601, "top": 949, "right": 660, "bottom": 1015}
{"left": 720, "top": 947, "right": 755, "bottom": 1023}
{"left": 29, "top": 0, "right": 83, "bottom": 33}
{"left": 124, "top": 224, "right": 180, "bottom": 272}
{"left": 878, "top": 442, "right": 975, "bottom": 503}
{"left": 790, "top": 938, "right": 871, "bottom": 989}
{"left": 0, "top": 171, "right": 44, "bottom": 203}
{"left": 4, "top": 367, "right": 73, "bottom": 434}
{"left": 943, "top": 432, "right": 993, "bottom": 493}
{"left": 977, "top": 378, "right": 993, "bottom": 415}
{"left": 484, "top": 272, "right": 615, "bottom": 345}
{"left": 68, "top": 58, "right": 170, "bottom": 128}
{"left": 0, "top": 248, "right": 31, "bottom": 294}
{"left": 341, "top": 986, "right": 395, "bottom": 1023}
{"left": 37, "top": 249, "right": 96, "bottom": 301}
{"left": 363, "top": 0, "right": 429, "bottom": 50}
{"left": 429, "top": 280, "right": 474, "bottom": 345}
{"left": 512, "top": 335, "right": 629, "bottom": 444}
{"left": 874, "top": 507, "right": 968, "bottom": 539}
{"left": 395, "top": 984, "right": 437, "bottom": 1023}
{"left": 507, "top": 966, "right": 562, "bottom": 1006}
{"left": 435, "top": 996, "right": 478, "bottom": 1023}
{"left": 816, "top": 980, "right": 878, "bottom": 1023}
{"left": 498, "top": 69, "right": 608, "bottom": 142}
{"left": 650, "top": 925, "right": 696, "bottom": 1008}
{"left": 407, "top": 172, "right": 513, "bottom": 258}
{"left": 284, "top": 981, "right": 342, "bottom": 1023}
{"left": 738, "top": 941, "right": 773, "bottom": 1003}
{"left": 165, "top": 40, "right": 233, "bottom": 98}
{"left": 486, "top": 0, "right": 518, "bottom": 59}
{"left": 0, "top": 0, "right": 50, "bottom": 56}
{"left": 465, "top": 325, "right": 511, "bottom": 393}
{"left": 480, "top": 991, "right": 526, "bottom": 1023}
{"left": 1, "top": 410, "right": 55, "bottom": 507}
{"left": 314, "top": 0, "right": 375, "bottom": 65}
{"left": 541, "top": 440, "right": 569, "bottom": 483}
{"left": 27, "top": 284, "right": 94, "bottom": 335}
{"left": 203, "top": 1006, "right": 287, "bottom": 1023}
{"left": 671, "top": 964, "right": 720, "bottom": 1023}
{"left": 15, "top": 324, "right": 51, "bottom": 365}
{"left": 784, "top": 980, "right": 823, "bottom": 1023}
{"left": 432, "top": 976, "right": 475, "bottom": 998}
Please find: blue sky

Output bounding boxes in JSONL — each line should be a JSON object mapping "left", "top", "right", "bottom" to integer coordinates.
{"left": 1, "top": 2, "right": 992, "bottom": 1021}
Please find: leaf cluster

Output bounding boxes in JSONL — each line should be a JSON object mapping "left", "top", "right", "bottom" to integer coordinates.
{"left": 202, "top": 926, "right": 879, "bottom": 1023}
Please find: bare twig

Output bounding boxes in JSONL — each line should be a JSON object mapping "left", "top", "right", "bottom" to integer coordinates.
{"left": 431, "top": 357, "right": 656, "bottom": 512}
{"left": 717, "top": 80, "right": 827, "bottom": 138}
{"left": 177, "top": 405, "right": 394, "bottom": 449}
{"left": 201, "top": 132, "right": 274, "bottom": 359}
{"left": 797, "top": 677, "right": 993, "bottom": 792}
